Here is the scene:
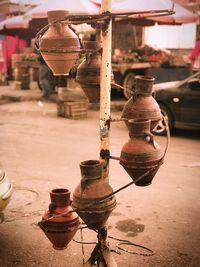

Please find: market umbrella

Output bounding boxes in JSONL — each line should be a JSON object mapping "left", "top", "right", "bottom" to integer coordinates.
{"left": 0, "top": 15, "right": 47, "bottom": 38}
{"left": 90, "top": 0, "right": 198, "bottom": 24}
{"left": 149, "top": 2, "right": 198, "bottom": 24}
{"left": 90, "top": 0, "right": 175, "bottom": 13}
{"left": 174, "top": 0, "right": 199, "bottom": 12}
{"left": 0, "top": 0, "right": 100, "bottom": 38}
{"left": 25, "top": 0, "right": 100, "bottom": 18}
{"left": 0, "top": 16, "right": 29, "bottom": 30}
{"left": 25, "top": 0, "right": 100, "bottom": 35}
{"left": 24, "top": 0, "right": 176, "bottom": 28}
{"left": 0, "top": 0, "right": 197, "bottom": 38}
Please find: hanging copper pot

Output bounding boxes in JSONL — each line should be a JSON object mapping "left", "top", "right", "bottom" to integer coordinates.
{"left": 39, "top": 188, "right": 80, "bottom": 250}
{"left": 121, "top": 76, "right": 162, "bottom": 130}
{"left": 72, "top": 160, "right": 116, "bottom": 230}
{"left": 40, "top": 10, "right": 81, "bottom": 76}
{"left": 120, "top": 119, "right": 163, "bottom": 186}
{"left": 76, "top": 41, "right": 101, "bottom": 103}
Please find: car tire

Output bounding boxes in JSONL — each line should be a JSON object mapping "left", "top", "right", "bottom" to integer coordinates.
{"left": 122, "top": 72, "right": 135, "bottom": 99}
{"left": 152, "top": 104, "right": 174, "bottom": 136}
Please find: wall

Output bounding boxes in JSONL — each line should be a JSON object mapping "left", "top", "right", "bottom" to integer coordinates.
{"left": 144, "top": 23, "right": 197, "bottom": 49}
{"left": 112, "top": 22, "right": 143, "bottom": 50}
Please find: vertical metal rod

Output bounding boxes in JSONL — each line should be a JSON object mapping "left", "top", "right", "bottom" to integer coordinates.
{"left": 100, "top": 0, "right": 112, "bottom": 182}
{"left": 99, "top": 1, "right": 117, "bottom": 266}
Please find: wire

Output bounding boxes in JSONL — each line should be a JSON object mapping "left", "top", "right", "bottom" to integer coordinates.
{"left": 108, "top": 235, "right": 153, "bottom": 256}
{"left": 74, "top": 227, "right": 154, "bottom": 257}
{"left": 35, "top": 7, "right": 175, "bottom": 50}
{"left": 116, "top": 242, "right": 154, "bottom": 256}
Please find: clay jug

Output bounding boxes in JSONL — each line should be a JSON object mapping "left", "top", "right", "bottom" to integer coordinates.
{"left": 121, "top": 76, "right": 162, "bottom": 130}
{"left": 76, "top": 41, "right": 101, "bottom": 103}
{"left": 72, "top": 160, "right": 116, "bottom": 230}
{"left": 120, "top": 119, "right": 163, "bottom": 186}
{"left": 39, "top": 188, "right": 80, "bottom": 250}
{"left": 40, "top": 10, "right": 81, "bottom": 76}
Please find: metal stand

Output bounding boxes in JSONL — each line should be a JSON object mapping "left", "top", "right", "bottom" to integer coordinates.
{"left": 96, "top": 1, "right": 116, "bottom": 265}
{"left": 83, "top": 227, "right": 117, "bottom": 267}
{"left": 99, "top": 0, "right": 112, "bottom": 182}
{"left": 83, "top": 0, "right": 116, "bottom": 258}
{"left": 35, "top": 1, "right": 173, "bottom": 265}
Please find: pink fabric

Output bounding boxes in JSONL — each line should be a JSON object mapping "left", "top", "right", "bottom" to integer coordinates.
{"left": 0, "top": 37, "right": 7, "bottom": 73}
{"left": 189, "top": 40, "right": 200, "bottom": 69}
{"left": 0, "top": 35, "right": 27, "bottom": 74}
{"left": 189, "top": 40, "right": 200, "bottom": 61}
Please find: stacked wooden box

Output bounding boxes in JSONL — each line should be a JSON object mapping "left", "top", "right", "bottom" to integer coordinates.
{"left": 11, "top": 51, "right": 39, "bottom": 89}
{"left": 57, "top": 101, "right": 88, "bottom": 119}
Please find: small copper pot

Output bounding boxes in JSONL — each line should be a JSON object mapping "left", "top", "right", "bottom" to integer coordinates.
{"left": 39, "top": 188, "right": 80, "bottom": 250}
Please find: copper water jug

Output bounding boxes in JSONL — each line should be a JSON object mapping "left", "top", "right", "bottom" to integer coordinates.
{"left": 39, "top": 188, "right": 80, "bottom": 250}
{"left": 120, "top": 119, "right": 163, "bottom": 186}
{"left": 40, "top": 10, "right": 81, "bottom": 76}
{"left": 72, "top": 160, "right": 116, "bottom": 230}
{"left": 76, "top": 41, "right": 101, "bottom": 103}
{"left": 121, "top": 76, "right": 162, "bottom": 130}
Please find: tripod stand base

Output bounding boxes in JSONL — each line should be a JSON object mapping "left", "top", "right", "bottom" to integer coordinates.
{"left": 82, "top": 227, "right": 118, "bottom": 267}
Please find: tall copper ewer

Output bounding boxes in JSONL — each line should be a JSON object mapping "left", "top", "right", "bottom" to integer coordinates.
{"left": 40, "top": 10, "right": 81, "bottom": 76}
{"left": 121, "top": 75, "right": 162, "bottom": 130}
{"left": 72, "top": 160, "right": 116, "bottom": 230}
{"left": 76, "top": 41, "right": 102, "bottom": 103}
{"left": 120, "top": 119, "right": 163, "bottom": 186}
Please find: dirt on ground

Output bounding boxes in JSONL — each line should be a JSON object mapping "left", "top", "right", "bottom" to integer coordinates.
{"left": 0, "top": 100, "right": 200, "bottom": 267}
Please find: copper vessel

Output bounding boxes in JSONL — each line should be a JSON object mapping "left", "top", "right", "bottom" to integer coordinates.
{"left": 121, "top": 76, "right": 162, "bottom": 130}
{"left": 76, "top": 41, "right": 101, "bottom": 103}
{"left": 40, "top": 10, "right": 81, "bottom": 76}
{"left": 120, "top": 119, "right": 163, "bottom": 186}
{"left": 72, "top": 160, "right": 116, "bottom": 230}
{"left": 39, "top": 188, "right": 80, "bottom": 250}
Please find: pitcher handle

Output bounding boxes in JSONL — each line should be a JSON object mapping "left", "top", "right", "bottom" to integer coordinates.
{"left": 144, "top": 131, "right": 157, "bottom": 149}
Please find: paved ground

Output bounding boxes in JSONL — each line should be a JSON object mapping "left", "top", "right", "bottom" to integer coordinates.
{"left": 0, "top": 80, "right": 125, "bottom": 111}
{"left": 0, "top": 82, "right": 200, "bottom": 267}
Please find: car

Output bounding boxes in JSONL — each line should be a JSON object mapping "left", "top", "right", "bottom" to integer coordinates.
{"left": 0, "top": 169, "right": 13, "bottom": 223}
{"left": 152, "top": 71, "right": 200, "bottom": 135}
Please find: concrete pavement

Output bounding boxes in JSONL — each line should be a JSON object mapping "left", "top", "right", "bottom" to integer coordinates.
{"left": 0, "top": 82, "right": 200, "bottom": 267}
{"left": 0, "top": 80, "right": 126, "bottom": 111}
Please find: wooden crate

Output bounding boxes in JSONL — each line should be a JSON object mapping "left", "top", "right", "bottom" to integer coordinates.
{"left": 14, "top": 81, "right": 21, "bottom": 90}
{"left": 57, "top": 101, "right": 88, "bottom": 119}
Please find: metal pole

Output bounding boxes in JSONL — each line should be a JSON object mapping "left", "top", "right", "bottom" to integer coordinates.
{"left": 100, "top": 0, "right": 112, "bottom": 182}
{"left": 99, "top": 1, "right": 118, "bottom": 266}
